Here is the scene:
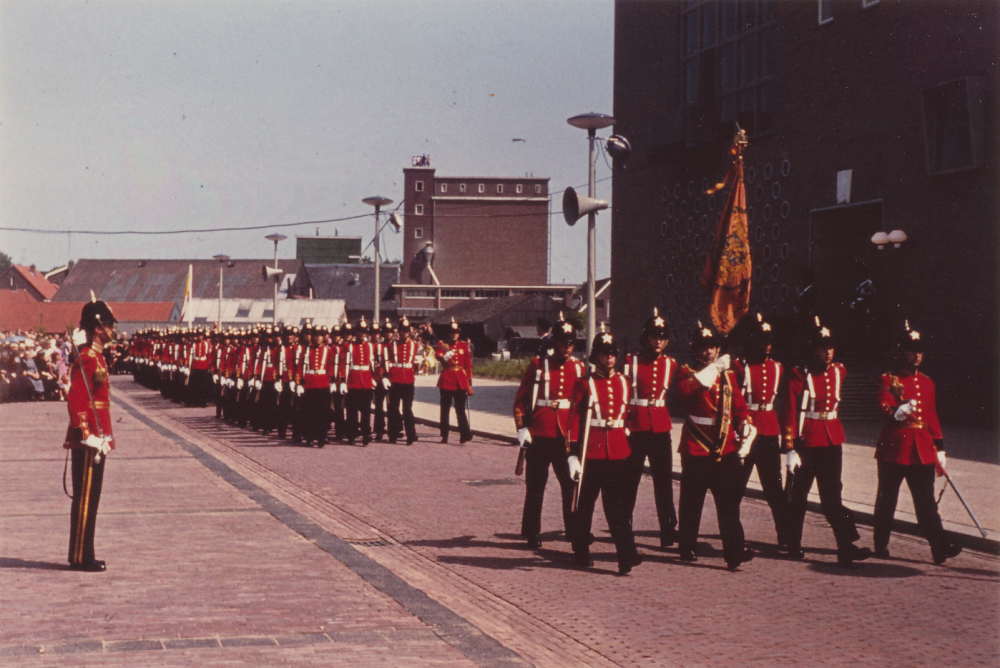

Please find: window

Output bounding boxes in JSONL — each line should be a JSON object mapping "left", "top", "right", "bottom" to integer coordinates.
{"left": 405, "top": 289, "right": 436, "bottom": 298}
{"left": 440, "top": 289, "right": 471, "bottom": 298}
{"left": 235, "top": 302, "right": 252, "bottom": 318}
{"left": 262, "top": 309, "right": 274, "bottom": 320}
{"left": 415, "top": 181, "right": 424, "bottom": 192}
{"left": 414, "top": 228, "right": 423, "bottom": 239}
{"left": 478, "top": 184, "right": 485, "bottom": 193}
{"left": 415, "top": 204, "right": 424, "bottom": 215}
{"left": 922, "top": 76, "right": 985, "bottom": 175}
{"left": 681, "top": 0, "right": 777, "bottom": 137}
{"left": 474, "top": 289, "right": 510, "bottom": 298}
{"left": 441, "top": 183, "right": 448, "bottom": 193}
{"left": 194, "top": 316, "right": 209, "bottom": 324}
{"left": 516, "top": 184, "right": 523, "bottom": 194}
{"left": 818, "top": 0, "right": 833, "bottom": 25}
{"left": 459, "top": 183, "right": 466, "bottom": 193}
{"left": 497, "top": 184, "right": 504, "bottom": 194}
{"left": 534, "top": 184, "right": 542, "bottom": 194}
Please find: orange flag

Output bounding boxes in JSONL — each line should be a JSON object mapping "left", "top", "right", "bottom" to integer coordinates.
{"left": 701, "top": 133, "right": 751, "bottom": 334}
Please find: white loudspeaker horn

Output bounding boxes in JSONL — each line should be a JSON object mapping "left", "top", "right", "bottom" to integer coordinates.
{"left": 562, "top": 187, "right": 608, "bottom": 226}
{"left": 262, "top": 265, "right": 284, "bottom": 281}
{"left": 388, "top": 212, "right": 403, "bottom": 233}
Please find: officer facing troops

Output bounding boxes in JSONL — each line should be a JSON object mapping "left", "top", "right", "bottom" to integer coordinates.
{"left": 65, "top": 299, "right": 118, "bottom": 572}
{"left": 385, "top": 317, "right": 420, "bottom": 445}
{"left": 435, "top": 318, "right": 473, "bottom": 444}
{"left": 512, "top": 314, "right": 584, "bottom": 550}
{"left": 782, "top": 317, "right": 872, "bottom": 566}
{"left": 675, "top": 323, "right": 756, "bottom": 570}
{"left": 732, "top": 313, "right": 792, "bottom": 548}
{"left": 623, "top": 308, "right": 679, "bottom": 549}
{"left": 872, "top": 321, "right": 962, "bottom": 564}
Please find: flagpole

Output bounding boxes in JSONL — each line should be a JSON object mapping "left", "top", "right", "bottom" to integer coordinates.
{"left": 186, "top": 264, "right": 193, "bottom": 328}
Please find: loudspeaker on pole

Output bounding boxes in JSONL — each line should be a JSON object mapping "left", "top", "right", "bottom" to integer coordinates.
{"left": 562, "top": 187, "right": 609, "bottom": 226}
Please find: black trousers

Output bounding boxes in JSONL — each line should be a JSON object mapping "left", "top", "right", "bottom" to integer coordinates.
{"left": 301, "top": 388, "right": 331, "bottom": 444}
{"left": 186, "top": 369, "right": 213, "bottom": 406}
{"left": 347, "top": 388, "right": 374, "bottom": 442}
{"left": 330, "top": 391, "right": 344, "bottom": 440}
{"left": 257, "top": 384, "right": 280, "bottom": 433}
{"left": 739, "top": 435, "right": 792, "bottom": 543}
{"left": 874, "top": 460, "right": 948, "bottom": 554}
{"left": 625, "top": 431, "right": 677, "bottom": 536}
{"left": 787, "top": 445, "right": 860, "bottom": 549}
{"left": 439, "top": 389, "right": 471, "bottom": 441}
{"left": 568, "top": 458, "right": 636, "bottom": 564}
{"left": 277, "top": 386, "right": 296, "bottom": 438}
{"left": 69, "top": 448, "right": 105, "bottom": 565}
{"left": 373, "top": 384, "right": 387, "bottom": 437}
{"left": 520, "top": 436, "right": 575, "bottom": 539}
{"left": 387, "top": 383, "right": 416, "bottom": 442}
{"left": 678, "top": 452, "right": 746, "bottom": 564}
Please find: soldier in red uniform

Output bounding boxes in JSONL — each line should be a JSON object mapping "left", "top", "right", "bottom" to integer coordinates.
{"left": 732, "top": 313, "right": 791, "bottom": 548}
{"left": 184, "top": 328, "right": 213, "bottom": 406}
{"left": 276, "top": 326, "right": 300, "bottom": 440}
{"left": 297, "top": 324, "right": 332, "bottom": 447}
{"left": 346, "top": 318, "right": 377, "bottom": 446}
{"left": 386, "top": 318, "right": 420, "bottom": 444}
{"left": 566, "top": 327, "right": 639, "bottom": 574}
{"left": 675, "top": 324, "right": 756, "bottom": 570}
{"left": 512, "top": 316, "right": 584, "bottom": 550}
{"left": 782, "top": 318, "right": 871, "bottom": 566}
{"left": 435, "top": 319, "right": 473, "bottom": 444}
{"left": 329, "top": 325, "right": 346, "bottom": 442}
{"left": 65, "top": 300, "right": 118, "bottom": 572}
{"left": 623, "top": 308, "right": 679, "bottom": 548}
{"left": 371, "top": 321, "right": 389, "bottom": 442}
{"left": 872, "top": 322, "right": 962, "bottom": 564}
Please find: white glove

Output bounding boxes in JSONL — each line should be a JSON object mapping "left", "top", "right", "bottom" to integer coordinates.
{"left": 82, "top": 434, "right": 105, "bottom": 450}
{"left": 937, "top": 450, "right": 946, "bottom": 471}
{"left": 568, "top": 455, "right": 583, "bottom": 482}
{"left": 894, "top": 400, "right": 916, "bottom": 421}
{"left": 738, "top": 423, "right": 757, "bottom": 459}
{"left": 693, "top": 363, "right": 720, "bottom": 388}
{"left": 289, "top": 381, "right": 297, "bottom": 392}
{"left": 443, "top": 350, "right": 455, "bottom": 362}
{"left": 237, "top": 378, "right": 245, "bottom": 390}
{"left": 786, "top": 450, "right": 802, "bottom": 473}
{"left": 212, "top": 374, "right": 219, "bottom": 384}
{"left": 72, "top": 328, "right": 87, "bottom": 346}
{"left": 339, "top": 382, "right": 348, "bottom": 395}
{"left": 381, "top": 377, "right": 391, "bottom": 391}
{"left": 714, "top": 354, "right": 731, "bottom": 372}
{"left": 330, "top": 382, "right": 337, "bottom": 394}
{"left": 172, "top": 364, "right": 177, "bottom": 372}
{"left": 183, "top": 367, "right": 191, "bottom": 376}
{"left": 254, "top": 379, "right": 262, "bottom": 391}
{"left": 517, "top": 427, "right": 532, "bottom": 447}
{"left": 99, "top": 437, "right": 113, "bottom": 456}
{"left": 274, "top": 381, "right": 282, "bottom": 393}
{"left": 296, "top": 384, "right": 305, "bottom": 397}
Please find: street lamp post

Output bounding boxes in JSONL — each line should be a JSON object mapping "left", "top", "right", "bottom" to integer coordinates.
{"left": 264, "top": 234, "right": 286, "bottom": 326}
{"left": 362, "top": 196, "right": 393, "bottom": 324}
{"left": 567, "top": 113, "right": 616, "bottom": 352}
{"left": 212, "top": 254, "right": 230, "bottom": 328}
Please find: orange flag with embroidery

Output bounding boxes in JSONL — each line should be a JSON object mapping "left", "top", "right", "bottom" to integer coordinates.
{"left": 701, "top": 133, "right": 751, "bottom": 334}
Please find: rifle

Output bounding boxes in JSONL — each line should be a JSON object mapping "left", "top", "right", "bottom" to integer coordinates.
{"left": 67, "top": 329, "right": 109, "bottom": 465}
{"left": 516, "top": 356, "right": 545, "bottom": 476}
{"left": 571, "top": 395, "right": 595, "bottom": 513}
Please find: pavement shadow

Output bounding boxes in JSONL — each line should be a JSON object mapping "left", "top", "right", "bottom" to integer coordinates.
{"left": 807, "top": 559, "right": 923, "bottom": 578}
{"left": 0, "top": 557, "right": 70, "bottom": 571}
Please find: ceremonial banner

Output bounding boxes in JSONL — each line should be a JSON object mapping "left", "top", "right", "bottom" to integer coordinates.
{"left": 180, "top": 264, "right": 193, "bottom": 327}
{"left": 701, "top": 133, "right": 751, "bottom": 334}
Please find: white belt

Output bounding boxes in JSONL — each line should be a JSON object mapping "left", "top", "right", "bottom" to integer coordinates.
{"left": 303, "top": 370, "right": 326, "bottom": 376}
{"left": 389, "top": 363, "right": 412, "bottom": 368}
{"left": 805, "top": 410, "right": 838, "bottom": 420}
{"left": 749, "top": 402, "right": 774, "bottom": 412}
{"left": 193, "top": 357, "right": 208, "bottom": 361}
{"left": 350, "top": 365, "right": 370, "bottom": 370}
{"left": 688, "top": 416, "right": 714, "bottom": 426}
{"left": 536, "top": 399, "right": 570, "bottom": 409}
{"left": 590, "top": 418, "right": 624, "bottom": 428}
{"left": 629, "top": 398, "right": 665, "bottom": 407}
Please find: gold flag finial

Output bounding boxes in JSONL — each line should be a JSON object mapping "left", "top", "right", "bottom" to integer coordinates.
{"left": 90, "top": 290, "right": 97, "bottom": 303}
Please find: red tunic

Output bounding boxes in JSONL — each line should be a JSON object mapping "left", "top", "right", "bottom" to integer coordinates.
{"left": 732, "top": 358, "right": 783, "bottom": 437}
{"left": 782, "top": 363, "right": 847, "bottom": 447}
{"left": 874, "top": 371, "right": 943, "bottom": 466}
{"left": 436, "top": 340, "right": 472, "bottom": 391}
{"left": 513, "top": 356, "right": 585, "bottom": 440}
{"left": 346, "top": 341, "right": 376, "bottom": 390}
{"left": 386, "top": 339, "right": 419, "bottom": 385}
{"left": 571, "top": 371, "right": 631, "bottom": 460}
{"left": 299, "top": 345, "right": 332, "bottom": 390}
{"left": 65, "top": 343, "right": 114, "bottom": 450}
{"left": 624, "top": 352, "right": 677, "bottom": 433}
{"left": 189, "top": 341, "right": 211, "bottom": 370}
{"left": 676, "top": 365, "right": 751, "bottom": 458}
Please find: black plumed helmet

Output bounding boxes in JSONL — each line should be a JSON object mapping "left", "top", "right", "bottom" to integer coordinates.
{"left": 80, "top": 297, "right": 117, "bottom": 331}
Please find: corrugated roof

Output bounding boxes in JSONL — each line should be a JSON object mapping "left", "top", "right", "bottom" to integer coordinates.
{"left": 298, "top": 264, "right": 400, "bottom": 313}
{"left": 1, "top": 265, "right": 59, "bottom": 300}
{"left": 0, "top": 301, "right": 176, "bottom": 333}
{"left": 180, "top": 298, "right": 345, "bottom": 328}
{"left": 52, "top": 259, "right": 302, "bottom": 305}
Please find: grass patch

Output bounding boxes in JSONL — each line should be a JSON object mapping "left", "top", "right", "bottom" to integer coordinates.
{"left": 473, "top": 358, "right": 531, "bottom": 381}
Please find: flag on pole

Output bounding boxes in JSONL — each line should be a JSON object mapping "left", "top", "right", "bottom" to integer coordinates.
{"left": 701, "top": 130, "right": 751, "bottom": 335}
{"left": 180, "top": 264, "right": 193, "bottom": 327}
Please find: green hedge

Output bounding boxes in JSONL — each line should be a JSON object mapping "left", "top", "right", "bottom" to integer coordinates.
{"left": 472, "top": 358, "right": 531, "bottom": 381}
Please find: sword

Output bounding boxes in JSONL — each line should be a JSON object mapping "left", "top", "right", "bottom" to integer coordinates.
{"left": 67, "top": 329, "right": 108, "bottom": 465}
{"left": 571, "top": 397, "right": 594, "bottom": 513}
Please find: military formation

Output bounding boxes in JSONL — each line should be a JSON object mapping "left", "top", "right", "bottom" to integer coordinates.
{"left": 512, "top": 311, "right": 964, "bottom": 575}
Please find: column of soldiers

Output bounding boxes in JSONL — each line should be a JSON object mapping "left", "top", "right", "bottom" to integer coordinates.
{"left": 512, "top": 310, "right": 963, "bottom": 575}
{"left": 128, "top": 316, "right": 425, "bottom": 448}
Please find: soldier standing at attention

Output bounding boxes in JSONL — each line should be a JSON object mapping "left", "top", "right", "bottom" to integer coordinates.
{"left": 623, "top": 308, "right": 679, "bottom": 549}
{"left": 512, "top": 315, "right": 583, "bottom": 550}
{"left": 65, "top": 299, "right": 117, "bottom": 572}
{"left": 732, "top": 313, "right": 792, "bottom": 549}
{"left": 783, "top": 317, "right": 872, "bottom": 566}
{"left": 345, "top": 318, "right": 377, "bottom": 446}
{"left": 386, "top": 318, "right": 420, "bottom": 445}
{"left": 872, "top": 321, "right": 962, "bottom": 564}
{"left": 675, "top": 323, "right": 756, "bottom": 570}
{"left": 435, "top": 319, "right": 473, "bottom": 444}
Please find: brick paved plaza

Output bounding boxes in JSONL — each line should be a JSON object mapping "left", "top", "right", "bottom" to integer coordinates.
{"left": 1, "top": 377, "right": 998, "bottom": 667}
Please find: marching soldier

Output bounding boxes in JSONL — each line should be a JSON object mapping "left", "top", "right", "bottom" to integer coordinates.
{"left": 345, "top": 318, "right": 377, "bottom": 446}
{"left": 566, "top": 326, "right": 639, "bottom": 575}
{"left": 65, "top": 299, "right": 118, "bottom": 572}
{"left": 732, "top": 313, "right": 792, "bottom": 548}
{"left": 512, "top": 315, "right": 584, "bottom": 550}
{"left": 872, "top": 322, "right": 962, "bottom": 564}
{"left": 675, "top": 323, "right": 756, "bottom": 570}
{"left": 435, "top": 319, "right": 473, "bottom": 444}
{"left": 623, "top": 308, "right": 679, "bottom": 549}
{"left": 386, "top": 317, "right": 420, "bottom": 444}
{"left": 184, "top": 328, "right": 213, "bottom": 406}
{"left": 782, "top": 317, "right": 872, "bottom": 566}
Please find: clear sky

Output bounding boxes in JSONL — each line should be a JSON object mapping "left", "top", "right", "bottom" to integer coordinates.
{"left": 0, "top": 0, "right": 616, "bottom": 285}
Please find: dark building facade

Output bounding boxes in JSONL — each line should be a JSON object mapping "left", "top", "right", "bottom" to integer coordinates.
{"left": 611, "top": 0, "right": 998, "bottom": 425}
